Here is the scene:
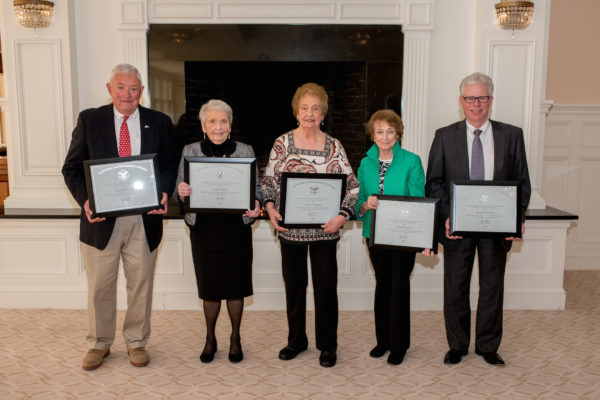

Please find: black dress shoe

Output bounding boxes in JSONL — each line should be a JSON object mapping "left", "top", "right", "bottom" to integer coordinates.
{"left": 200, "top": 340, "right": 217, "bottom": 363}
{"left": 476, "top": 350, "right": 505, "bottom": 365}
{"left": 388, "top": 350, "right": 406, "bottom": 365}
{"left": 443, "top": 349, "right": 467, "bottom": 364}
{"left": 369, "top": 345, "right": 388, "bottom": 358}
{"left": 228, "top": 351, "right": 243, "bottom": 363}
{"left": 319, "top": 351, "right": 337, "bottom": 368}
{"left": 387, "top": 350, "right": 406, "bottom": 365}
{"left": 278, "top": 345, "right": 307, "bottom": 361}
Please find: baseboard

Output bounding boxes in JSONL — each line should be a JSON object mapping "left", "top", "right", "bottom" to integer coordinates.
{"left": 0, "top": 288, "right": 567, "bottom": 311}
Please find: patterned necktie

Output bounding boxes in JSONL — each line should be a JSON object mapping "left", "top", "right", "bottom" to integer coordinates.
{"left": 470, "top": 129, "right": 484, "bottom": 180}
{"left": 119, "top": 115, "right": 131, "bottom": 157}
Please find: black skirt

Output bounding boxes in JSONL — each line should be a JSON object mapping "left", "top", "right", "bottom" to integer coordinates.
{"left": 189, "top": 213, "right": 253, "bottom": 300}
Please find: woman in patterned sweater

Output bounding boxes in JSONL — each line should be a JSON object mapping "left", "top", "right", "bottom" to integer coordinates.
{"left": 261, "top": 83, "right": 359, "bottom": 368}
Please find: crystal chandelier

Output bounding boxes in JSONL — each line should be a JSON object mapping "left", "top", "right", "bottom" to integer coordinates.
{"left": 495, "top": 1, "right": 534, "bottom": 38}
{"left": 13, "top": 0, "right": 55, "bottom": 34}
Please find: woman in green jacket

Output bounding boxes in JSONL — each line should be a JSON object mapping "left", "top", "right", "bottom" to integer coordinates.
{"left": 355, "top": 109, "right": 433, "bottom": 365}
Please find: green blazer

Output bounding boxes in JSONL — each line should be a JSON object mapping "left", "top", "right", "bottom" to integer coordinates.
{"left": 355, "top": 142, "right": 425, "bottom": 238}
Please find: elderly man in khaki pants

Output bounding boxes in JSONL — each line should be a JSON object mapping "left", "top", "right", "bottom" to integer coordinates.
{"left": 62, "top": 63, "right": 177, "bottom": 370}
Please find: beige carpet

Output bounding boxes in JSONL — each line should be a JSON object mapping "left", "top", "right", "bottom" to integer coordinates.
{"left": 1, "top": 270, "right": 599, "bottom": 399}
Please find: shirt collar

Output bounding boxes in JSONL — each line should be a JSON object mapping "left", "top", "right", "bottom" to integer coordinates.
{"left": 113, "top": 106, "right": 139, "bottom": 122}
{"left": 466, "top": 120, "right": 490, "bottom": 136}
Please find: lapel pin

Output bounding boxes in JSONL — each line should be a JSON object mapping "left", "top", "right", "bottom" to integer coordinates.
{"left": 144, "top": 124, "right": 150, "bottom": 129}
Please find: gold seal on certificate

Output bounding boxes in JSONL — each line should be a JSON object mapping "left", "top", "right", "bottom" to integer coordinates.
{"left": 84, "top": 154, "right": 162, "bottom": 218}
{"left": 184, "top": 157, "right": 256, "bottom": 213}
{"left": 450, "top": 180, "right": 522, "bottom": 238}
{"left": 369, "top": 195, "right": 439, "bottom": 252}
{"left": 279, "top": 172, "right": 347, "bottom": 228}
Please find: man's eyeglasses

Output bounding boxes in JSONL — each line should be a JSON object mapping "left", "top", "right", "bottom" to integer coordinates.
{"left": 462, "top": 96, "right": 491, "bottom": 103}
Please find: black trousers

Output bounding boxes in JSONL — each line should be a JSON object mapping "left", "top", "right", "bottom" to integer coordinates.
{"left": 443, "top": 238, "right": 507, "bottom": 353}
{"left": 280, "top": 240, "right": 338, "bottom": 352}
{"left": 367, "top": 239, "right": 416, "bottom": 353}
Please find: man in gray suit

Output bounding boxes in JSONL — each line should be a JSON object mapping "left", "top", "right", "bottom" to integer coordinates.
{"left": 425, "top": 72, "right": 531, "bottom": 366}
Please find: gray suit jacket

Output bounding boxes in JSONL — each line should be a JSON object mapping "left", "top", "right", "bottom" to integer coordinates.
{"left": 173, "top": 140, "right": 263, "bottom": 226}
{"left": 425, "top": 119, "right": 531, "bottom": 251}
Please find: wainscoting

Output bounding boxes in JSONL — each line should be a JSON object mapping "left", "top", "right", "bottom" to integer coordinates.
{"left": 0, "top": 218, "right": 571, "bottom": 311}
{"left": 543, "top": 104, "right": 600, "bottom": 269}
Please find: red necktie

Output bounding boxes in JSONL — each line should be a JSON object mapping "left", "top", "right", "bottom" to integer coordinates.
{"left": 119, "top": 116, "right": 131, "bottom": 157}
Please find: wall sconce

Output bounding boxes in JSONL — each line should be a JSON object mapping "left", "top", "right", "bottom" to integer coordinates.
{"left": 13, "top": 0, "right": 55, "bottom": 36}
{"left": 495, "top": 1, "right": 534, "bottom": 39}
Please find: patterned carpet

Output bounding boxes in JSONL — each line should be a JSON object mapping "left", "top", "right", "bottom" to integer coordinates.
{"left": 1, "top": 270, "right": 599, "bottom": 399}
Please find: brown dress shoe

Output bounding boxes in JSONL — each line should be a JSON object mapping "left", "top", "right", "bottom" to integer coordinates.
{"left": 128, "top": 347, "right": 150, "bottom": 367}
{"left": 82, "top": 348, "right": 110, "bottom": 371}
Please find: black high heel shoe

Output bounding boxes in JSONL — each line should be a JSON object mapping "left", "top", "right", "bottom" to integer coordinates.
{"left": 228, "top": 350, "right": 243, "bottom": 363}
{"left": 200, "top": 339, "right": 217, "bottom": 363}
{"left": 229, "top": 338, "right": 243, "bottom": 363}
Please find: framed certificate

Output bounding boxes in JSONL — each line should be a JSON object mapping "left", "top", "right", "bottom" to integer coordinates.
{"left": 280, "top": 172, "right": 347, "bottom": 228}
{"left": 84, "top": 154, "right": 161, "bottom": 218}
{"left": 184, "top": 157, "right": 256, "bottom": 213}
{"left": 450, "top": 180, "right": 522, "bottom": 238}
{"left": 369, "top": 195, "right": 439, "bottom": 252}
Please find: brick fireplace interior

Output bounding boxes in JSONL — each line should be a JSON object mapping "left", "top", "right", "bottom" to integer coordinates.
{"left": 148, "top": 24, "right": 404, "bottom": 172}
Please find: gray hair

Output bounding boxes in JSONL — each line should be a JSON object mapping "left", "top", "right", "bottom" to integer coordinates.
{"left": 459, "top": 72, "right": 494, "bottom": 96}
{"left": 198, "top": 99, "right": 233, "bottom": 125}
{"left": 109, "top": 63, "right": 142, "bottom": 84}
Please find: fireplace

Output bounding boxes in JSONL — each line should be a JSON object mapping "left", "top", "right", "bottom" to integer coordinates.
{"left": 148, "top": 24, "right": 403, "bottom": 172}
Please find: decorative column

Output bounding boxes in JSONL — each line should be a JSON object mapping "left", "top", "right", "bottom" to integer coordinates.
{"left": 117, "top": 0, "right": 150, "bottom": 105}
{"left": 400, "top": 0, "right": 433, "bottom": 160}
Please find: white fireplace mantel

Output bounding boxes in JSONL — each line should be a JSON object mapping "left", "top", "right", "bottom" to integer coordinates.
{"left": 116, "top": 0, "right": 434, "bottom": 161}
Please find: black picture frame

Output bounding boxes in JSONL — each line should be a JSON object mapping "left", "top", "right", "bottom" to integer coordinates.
{"left": 84, "top": 153, "right": 161, "bottom": 218}
{"left": 280, "top": 172, "right": 347, "bottom": 229}
{"left": 184, "top": 157, "right": 256, "bottom": 213}
{"left": 450, "top": 180, "right": 522, "bottom": 238}
{"left": 369, "top": 195, "right": 439, "bottom": 253}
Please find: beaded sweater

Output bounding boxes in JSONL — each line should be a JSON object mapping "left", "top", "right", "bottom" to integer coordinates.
{"left": 261, "top": 130, "right": 359, "bottom": 243}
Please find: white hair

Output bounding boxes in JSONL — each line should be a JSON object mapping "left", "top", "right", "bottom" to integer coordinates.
{"left": 109, "top": 63, "right": 142, "bottom": 84}
{"left": 459, "top": 72, "right": 494, "bottom": 96}
{"left": 198, "top": 99, "right": 233, "bottom": 125}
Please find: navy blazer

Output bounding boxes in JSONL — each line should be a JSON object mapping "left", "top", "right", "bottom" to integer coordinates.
{"left": 62, "top": 104, "right": 178, "bottom": 251}
{"left": 425, "top": 119, "right": 531, "bottom": 251}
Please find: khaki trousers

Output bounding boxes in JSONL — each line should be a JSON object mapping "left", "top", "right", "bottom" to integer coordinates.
{"left": 81, "top": 215, "right": 158, "bottom": 350}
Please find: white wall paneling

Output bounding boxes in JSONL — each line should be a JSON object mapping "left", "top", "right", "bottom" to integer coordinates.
{"left": 13, "top": 40, "right": 66, "bottom": 175}
{"left": 0, "top": 219, "right": 569, "bottom": 310}
{"left": 1, "top": 0, "right": 80, "bottom": 210}
{"left": 479, "top": 0, "right": 551, "bottom": 210}
{"left": 543, "top": 104, "right": 600, "bottom": 269}
{"left": 489, "top": 41, "right": 534, "bottom": 137}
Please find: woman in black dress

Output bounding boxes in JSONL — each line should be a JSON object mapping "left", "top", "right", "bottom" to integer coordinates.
{"left": 174, "top": 99, "right": 262, "bottom": 363}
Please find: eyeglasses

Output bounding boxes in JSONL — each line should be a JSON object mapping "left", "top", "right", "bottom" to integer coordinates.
{"left": 462, "top": 96, "right": 491, "bottom": 103}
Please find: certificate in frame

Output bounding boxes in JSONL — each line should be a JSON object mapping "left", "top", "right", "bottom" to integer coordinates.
{"left": 184, "top": 157, "right": 256, "bottom": 213}
{"left": 280, "top": 172, "right": 347, "bottom": 229}
{"left": 84, "top": 153, "right": 162, "bottom": 218}
{"left": 450, "top": 180, "right": 522, "bottom": 238}
{"left": 369, "top": 195, "right": 439, "bottom": 252}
